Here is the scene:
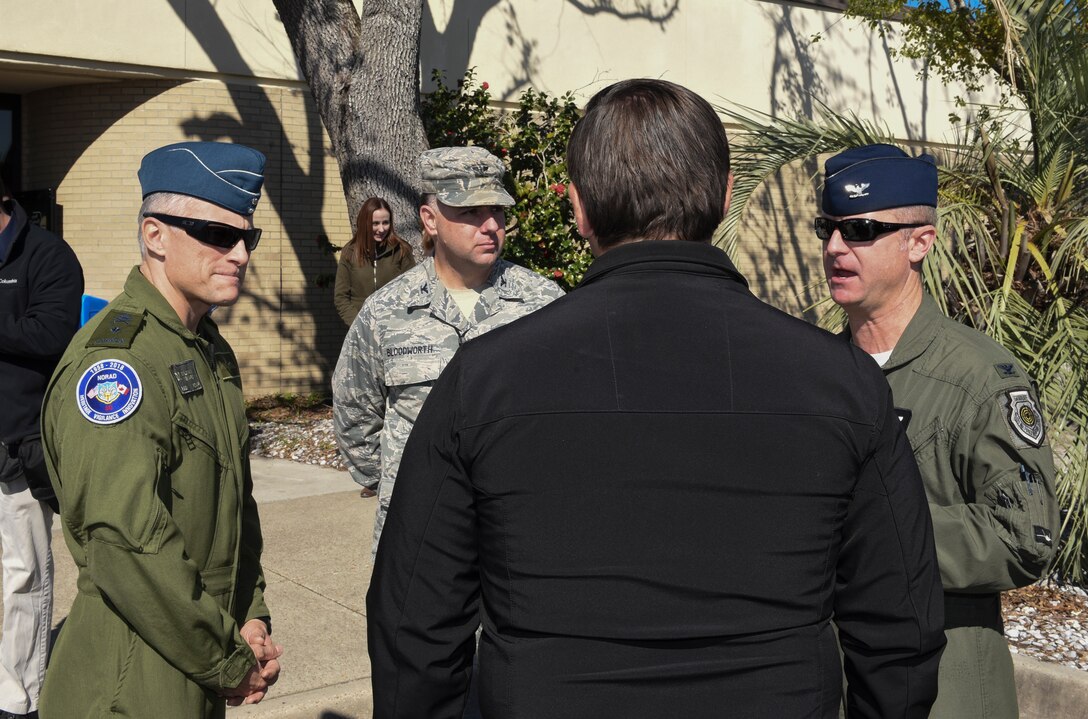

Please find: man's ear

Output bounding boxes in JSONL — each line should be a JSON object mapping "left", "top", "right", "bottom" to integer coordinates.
{"left": 723, "top": 172, "right": 735, "bottom": 217}
{"left": 568, "top": 183, "right": 593, "bottom": 240}
{"left": 418, "top": 203, "right": 439, "bottom": 239}
{"left": 141, "top": 217, "right": 167, "bottom": 258}
{"left": 908, "top": 223, "right": 937, "bottom": 264}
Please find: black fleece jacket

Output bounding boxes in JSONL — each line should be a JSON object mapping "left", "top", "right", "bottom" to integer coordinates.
{"left": 0, "top": 198, "right": 83, "bottom": 444}
{"left": 368, "top": 240, "right": 946, "bottom": 719}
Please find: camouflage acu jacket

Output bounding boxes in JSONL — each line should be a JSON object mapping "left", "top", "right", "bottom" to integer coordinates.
{"left": 332, "top": 257, "right": 564, "bottom": 554}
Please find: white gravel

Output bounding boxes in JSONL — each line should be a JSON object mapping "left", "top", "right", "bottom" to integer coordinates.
{"left": 250, "top": 417, "right": 346, "bottom": 470}
{"left": 1005, "top": 583, "right": 1088, "bottom": 671}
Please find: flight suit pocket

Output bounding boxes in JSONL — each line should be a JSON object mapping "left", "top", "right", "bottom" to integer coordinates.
{"left": 983, "top": 467, "right": 1054, "bottom": 572}
{"left": 200, "top": 565, "right": 235, "bottom": 609}
{"left": 173, "top": 414, "right": 224, "bottom": 467}
{"left": 383, "top": 355, "right": 445, "bottom": 420}
{"left": 907, "top": 417, "right": 961, "bottom": 505}
{"left": 168, "top": 415, "right": 225, "bottom": 563}
{"left": 384, "top": 353, "right": 445, "bottom": 388}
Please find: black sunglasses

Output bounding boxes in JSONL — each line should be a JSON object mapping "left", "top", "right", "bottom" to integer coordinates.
{"left": 143, "top": 213, "right": 262, "bottom": 252}
{"left": 814, "top": 216, "right": 924, "bottom": 243}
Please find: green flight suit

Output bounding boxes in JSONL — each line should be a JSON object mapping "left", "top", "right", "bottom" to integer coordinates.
{"left": 39, "top": 267, "right": 269, "bottom": 719}
{"left": 882, "top": 294, "right": 1059, "bottom": 718}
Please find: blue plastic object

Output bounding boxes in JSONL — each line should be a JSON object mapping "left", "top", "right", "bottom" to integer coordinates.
{"left": 80, "top": 294, "right": 109, "bottom": 327}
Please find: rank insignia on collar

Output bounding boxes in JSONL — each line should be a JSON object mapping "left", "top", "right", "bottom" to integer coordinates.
{"left": 76, "top": 359, "right": 142, "bottom": 425}
{"left": 87, "top": 310, "right": 143, "bottom": 348}
{"left": 170, "top": 360, "right": 204, "bottom": 396}
{"left": 994, "top": 363, "right": 1019, "bottom": 379}
{"left": 1004, "top": 389, "right": 1045, "bottom": 447}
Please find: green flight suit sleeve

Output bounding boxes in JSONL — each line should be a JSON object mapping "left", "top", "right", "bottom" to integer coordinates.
{"left": 51, "top": 355, "right": 257, "bottom": 691}
{"left": 332, "top": 307, "right": 386, "bottom": 489}
{"left": 236, "top": 454, "right": 270, "bottom": 627}
{"left": 928, "top": 384, "right": 1059, "bottom": 592}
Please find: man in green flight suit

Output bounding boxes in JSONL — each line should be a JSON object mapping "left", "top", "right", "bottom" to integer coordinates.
{"left": 818, "top": 144, "right": 1060, "bottom": 717}
{"left": 40, "top": 142, "right": 282, "bottom": 718}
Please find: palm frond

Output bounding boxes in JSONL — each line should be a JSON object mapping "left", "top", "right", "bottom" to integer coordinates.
{"left": 713, "top": 102, "right": 891, "bottom": 254}
{"left": 716, "top": 64, "right": 1088, "bottom": 579}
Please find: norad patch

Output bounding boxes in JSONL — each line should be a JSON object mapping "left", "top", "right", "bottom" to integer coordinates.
{"left": 76, "top": 359, "right": 142, "bottom": 425}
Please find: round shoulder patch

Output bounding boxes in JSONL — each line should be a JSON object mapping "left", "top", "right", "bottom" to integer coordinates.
{"left": 76, "top": 359, "right": 143, "bottom": 425}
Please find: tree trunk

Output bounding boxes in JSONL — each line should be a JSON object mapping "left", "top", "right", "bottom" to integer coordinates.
{"left": 274, "top": 0, "right": 427, "bottom": 250}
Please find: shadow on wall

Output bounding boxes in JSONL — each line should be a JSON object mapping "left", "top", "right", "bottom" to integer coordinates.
{"left": 25, "top": 77, "right": 342, "bottom": 397}
{"left": 723, "top": 5, "right": 829, "bottom": 318}
{"left": 177, "top": 103, "right": 342, "bottom": 396}
{"left": 158, "top": 0, "right": 685, "bottom": 392}
{"left": 734, "top": 3, "right": 932, "bottom": 320}
{"left": 735, "top": 158, "right": 825, "bottom": 322}
{"left": 165, "top": 0, "right": 344, "bottom": 396}
{"left": 421, "top": 0, "right": 681, "bottom": 100}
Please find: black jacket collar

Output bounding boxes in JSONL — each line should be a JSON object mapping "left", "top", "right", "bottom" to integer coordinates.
{"left": 578, "top": 240, "right": 749, "bottom": 289}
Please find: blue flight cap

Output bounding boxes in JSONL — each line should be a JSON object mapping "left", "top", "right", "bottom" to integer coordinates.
{"left": 138, "top": 142, "right": 266, "bottom": 216}
{"left": 821, "top": 143, "right": 937, "bottom": 216}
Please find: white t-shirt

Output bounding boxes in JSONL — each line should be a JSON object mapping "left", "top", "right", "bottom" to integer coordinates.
{"left": 869, "top": 349, "right": 893, "bottom": 367}
{"left": 447, "top": 287, "right": 481, "bottom": 318}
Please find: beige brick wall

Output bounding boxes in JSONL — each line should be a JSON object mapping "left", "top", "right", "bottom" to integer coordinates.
{"left": 21, "top": 79, "right": 849, "bottom": 398}
{"left": 734, "top": 157, "right": 829, "bottom": 323}
{"left": 23, "top": 79, "right": 352, "bottom": 398}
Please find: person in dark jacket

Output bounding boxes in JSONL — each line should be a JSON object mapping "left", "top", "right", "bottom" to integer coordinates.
{"left": 0, "top": 172, "right": 83, "bottom": 719}
{"left": 333, "top": 196, "right": 415, "bottom": 327}
{"left": 366, "top": 79, "right": 946, "bottom": 719}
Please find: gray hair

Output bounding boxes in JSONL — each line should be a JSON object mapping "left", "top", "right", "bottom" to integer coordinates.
{"left": 892, "top": 205, "right": 937, "bottom": 251}
{"left": 137, "top": 192, "right": 197, "bottom": 258}
{"left": 896, "top": 204, "right": 938, "bottom": 227}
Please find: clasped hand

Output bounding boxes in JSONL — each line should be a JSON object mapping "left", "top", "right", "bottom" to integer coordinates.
{"left": 222, "top": 618, "right": 284, "bottom": 706}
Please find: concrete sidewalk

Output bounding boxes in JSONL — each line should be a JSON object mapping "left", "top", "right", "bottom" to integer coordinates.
{"left": 41, "top": 456, "right": 1088, "bottom": 718}
{"left": 49, "top": 457, "right": 374, "bottom": 719}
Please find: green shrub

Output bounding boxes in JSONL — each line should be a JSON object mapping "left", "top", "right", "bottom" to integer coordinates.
{"left": 421, "top": 69, "right": 592, "bottom": 290}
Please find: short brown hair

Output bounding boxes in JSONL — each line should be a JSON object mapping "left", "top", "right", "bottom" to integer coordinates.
{"left": 566, "top": 79, "right": 730, "bottom": 248}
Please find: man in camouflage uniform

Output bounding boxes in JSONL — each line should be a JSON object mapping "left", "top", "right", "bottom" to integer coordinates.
{"left": 333, "top": 146, "right": 564, "bottom": 557}
{"left": 819, "top": 144, "right": 1060, "bottom": 718}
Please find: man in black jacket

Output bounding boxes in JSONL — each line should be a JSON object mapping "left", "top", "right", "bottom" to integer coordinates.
{"left": 367, "top": 79, "right": 945, "bottom": 719}
{"left": 0, "top": 174, "right": 83, "bottom": 719}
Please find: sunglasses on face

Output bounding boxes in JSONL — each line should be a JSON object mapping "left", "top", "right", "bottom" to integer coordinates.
{"left": 814, "top": 216, "right": 925, "bottom": 243}
{"left": 143, "top": 213, "right": 262, "bottom": 252}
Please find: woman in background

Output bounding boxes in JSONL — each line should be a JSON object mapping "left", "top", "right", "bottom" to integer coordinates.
{"left": 334, "top": 197, "right": 415, "bottom": 326}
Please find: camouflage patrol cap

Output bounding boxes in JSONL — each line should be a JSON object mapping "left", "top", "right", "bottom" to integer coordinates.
{"left": 419, "top": 146, "right": 515, "bottom": 207}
